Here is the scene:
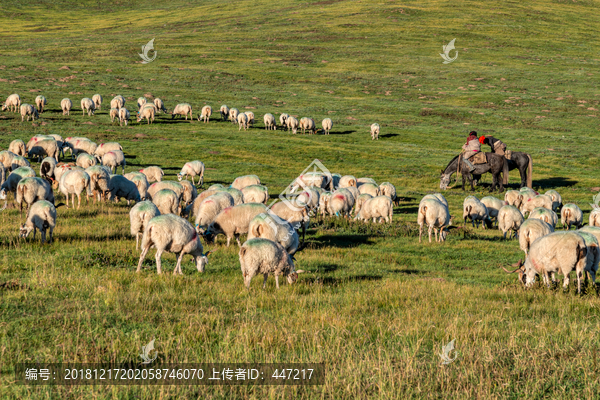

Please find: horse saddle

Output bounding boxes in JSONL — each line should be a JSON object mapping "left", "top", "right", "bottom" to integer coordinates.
{"left": 471, "top": 152, "right": 487, "bottom": 165}
{"left": 504, "top": 150, "right": 513, "bottom": 160}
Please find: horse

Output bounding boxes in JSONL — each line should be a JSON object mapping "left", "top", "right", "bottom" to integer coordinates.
{"left": 440, "top": 153, "right": 506, "bottom": 192}
{"left": 473, "top": 152, "right": 533, "bottom": 189}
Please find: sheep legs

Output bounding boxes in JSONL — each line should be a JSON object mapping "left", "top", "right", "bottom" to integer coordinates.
{"left": 174, "top": 252, "right": 184, "bottom": 275}
{"left": 136, "top": 243, "right": 153, "bottom": 272}
{"left": 155, "top": 250, "right": 163, "bottom": 274}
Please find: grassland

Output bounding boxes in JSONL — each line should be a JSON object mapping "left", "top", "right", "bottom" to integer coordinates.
{"left": 0, "top": 0, "right": 599, "bottom": 398}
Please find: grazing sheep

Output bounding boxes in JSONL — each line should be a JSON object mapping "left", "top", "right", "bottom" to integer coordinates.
{"left": 345, "top": 185, "right": 359, "bottom": 203}
{"left": 0, "top": 166, "right": 35, "bottom": 195}
{"left": 321, "top": 118, "right": 332, "bottom": 135}
{"left": 295, "top": 188, "right": 320, "bottom": 215}
{"left": 379, "top": 182, "right": 397, "bottom": 203}
{"left": 11, "top": 156, "right": 31, "bottom": 171}
{"left": 518, "top": 187, "right": 538, "bottom": 211}
{"left": 242, "top": 185, "right": 269, "bottom": 205}
{"left": 579, "top": 226, "right": 600, "bottom": 246}
{"left": 61, "top": 98, "right": 72, "bottom": 115}
{"left": 2, "top": 93, "right": 21, "bottom": 112}
{"left": 357, "top": 177, "right": 377, "bottom": 187}
{"left": 590, "top": 208, "right": 600, "bottom": 227}
{"left": 92, "top": 94, "right": 103, "bottom": 110}
{"left": 270, "top": 201, "right": 310, "bottom": 241}
{"left": 177, "top": 160, "right": 205, "bottom": 186}
{"left": 154, "top": 98, "right": 167, "bottom": 113}
{"left": 102, "top": 150, "right": 126, "bottom": 175}
{"left": 147, "top": 181, "right": 184, "bottom": 202}
{"left": 519, "top": 218, "right": 554, "bottom": 256}
{"left": 528, "top": 207, "right": 559, "bottom": 229}
{"left": 15, "top": 177, "right": 54, "bottom": 217}
{"left": 35, "top": 95, "right": 47, "bottom": 113}
{"left": 521, "top": 194, "right": 554, "bottom": 216}
{"left": 239, "top": 238, "right": 304, "bottom": 289}
{"left": 110, "top": 95, "right": 125, "bottom": 109}
{"left": 371, "top": 123, "right": 380, "bottom": 140}
{"left": 220, "top": 105, "right": 229, "bottom": 121}
{"left": 181, "top": 187, "right": 223, "bottom": 216}
{"left": 498, "top": 205, "right": 524, "bottom": 239}
{"left": 137, "top": 105, "right": 155, "bottom": 124}
{"left": 124, "top": 172, "right": 149, "bottom": 201}
{"left": 53, "top": 164, "right": 73, "bottom": 183}
{"left": 264, "top": 113, "right": 276, "bottom": 130}
{"left": 338, "top": 175, "right": 357, "bottom": 188}
{"left": 221, "top": 187, "right": 244, "bottom": 205}
{"left": 319, "top": 192, "right": 332, "bottom": 216}
{"left": 76, "top": 153, "right": 96, "bottom": 169}
{"left": 0, "top": 151, "right": 16, "bottom": 172}
{"left": 329, "top": 190, "right": 353, "bottom": 218}
{"left": 231, "top": 175, "right": 261, "bottom": 190}
{"left": 19, "top": 200, "right": 56, "bottom": 244}
{"left": 289, "top": 172, "right": 331, "bottom": 192}
{"left": 463, "top": 196, "right": 490, "bottom": 229}
{"left": 152, "top": 189, "right": 180, "bottom": 215}
{"left": 561, "top": 203, "right": 583, "bottom": 230}
{"left": 28, "top": 139, "right": 59, "bottom": 162}
{"left": 20, "top": 104, "right": 39, "bottom": 122}
{"left": 481, "top": 196, "right": 507, "bottom": 226}
{"left": 48, "top": 134, "right": 66, "bottom": 159}
{"left": 229, "top": 108, "right": 239, "bottom": 124}
{"left": 9, "top": 140, "right": 26, "bottom": 157}
{"left": 299, "top": 117, "right": 316, "bottom": 134}
{"left": 358, "top": 183, "right": 380, "bottom": 197}
{"left": 355, "top": 195, "right": 393, "bottom": 223}
{"left": 286, "top": 116, "right": 299, "bottom": 134}
{"left": 178, "top": 180, "right": 198, "bottom": 206}
{"left": 354, "top": 193, "right": 373, "bottom": 216}
{"left": 86, "top": 165, "right": 111, "bottom": 202}
{"left": 94, "top": 142, "right": 123, "bottom": 162}
{"left": 139, "top": 166, "right": 164, "bottom": 183}
{"left": 119, "top": 108, "right": 131, "bottom": 126}
{"left": 419, "top": 193, "right": 449, "bottom": 209}
{"left": 198, "top": 105, "right": 212, "bottom": 123}
{"left": 109, "top": 108, "right": 119, "bottom": 123}
{"left": 80, "top": 98, "right": 95, "bottom": 116}
{"left": 55, "top": 169, "right": 91, "bottom": 209}
{"left": 172, "top": 103, "right": 193, "bottom": 120}
{"left": 545, "top": 189, "right": 562, "bottom": 211}
{"left": 130, "top": 200, "right": 161, "bottom": 250}
{"left": 204, "top": 203, "right": 268, "bottom": 246}
{"left": 108, "top": 175, "right": 141, "bottom": 205}
{"left": 418, "top": 197, "right": 450, "bottom": 243}
{"left": 245, "top": 111, "right": 255, "bottom": 127}
{"left": 68, "top": 138, "right": 97, "bottom": 157}
{"left": 279, "top": 113, "right": 289, "bottom": 128}
{"left": 579, "top": 231, "right": 600, "bottom": 288}
{"left": 192, "top": 192, "right": 235, "bottom": 232}
{"left": 40, "top": 157, "right": 57, "bottom": 183}
{"left": 137, "top": 97, "right": 147, "bottom": 110}
{"left": 136, "top": 214, "right": 212, "bottom": 275}
{"left": 237, "top": 112, "right": 248, "bottom": 131}
{"left": 248, "top": 212, "right": 300, "bottom": 255}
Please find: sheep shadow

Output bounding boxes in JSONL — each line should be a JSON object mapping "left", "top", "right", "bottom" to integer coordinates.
{"left": 532, "top": 177, "right": 577, "bottom": 189}
{"left": 397, "top": 206, "right": 419, "bottom": 214}
{"left": 306, "top": 234, "right": 372, "bottom": 249}
{"left": 330, "top": 130, "right": 355, "bottom": 135}
{"left": 380, "top": 134, "right": 398, "bottom": 138}
{"left": 312, "top": 274, "right": 382, "bottom": 286}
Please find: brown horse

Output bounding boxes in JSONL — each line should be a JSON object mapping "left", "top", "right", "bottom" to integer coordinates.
{"left": 440, "top": 153, "right": 506, "bottom": 192}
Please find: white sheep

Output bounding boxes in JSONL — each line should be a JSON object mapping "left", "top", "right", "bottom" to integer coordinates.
{"left": 518, "top": 218, "right": 554, "bottom": 256}
{"left": 137, "top": 105, "right": 155, "bottom": 124}
{"left": 545, "top": 189, "right": 562, "bottom": 211}
{"left": 420, "top": 193, "right": 448, "bottom": 208}
{"left": 504, "top": 190, "right": 524, "bottom": 209}
{"left": 245, "top": 111, "right": 255, "bottom": 127}
{"left": 86, "top": 165, "right": 111, "bottom": 202}
{"left": 55, "top": 169, "right": 91, "bottom": 209}
{"left": 119, "top": 108, "right": 130, "bottom": 126}
{"left": 76, "top": 153, "right": 96, "bottom": 169}
{"left": 61, "top": 98, "right": 72, "bottom": 115}
{"left": 102, "top": 150, "right": 126, "bottom": 174}
{"left": 20, "top": 104, "right": 39, "bottom": 122}
{"left": 130, "top": 200, "right": 161, "bottom": 250}
{"left": 15, "top": 177, "right": 54, "bottom": 217}
{"left": 481, "top": 196, "right": 507, "bottom": 226}
{"left": 353, "top": 193, "right": 373, "bottom": 216}
{"left": 229, "top": 108, "right": 239, "bottom": 124}
{"left": 124, "top": 172, "right": 150, "bottom": 201}
{"left": 152, "top": 189, "right": 180, "bottom": 215}
{"left": 49, "top": 134, "right": 66, "bottom": 158}
{"left": 0, "top": 166, "right": 35, "bottom": 195}
{"left": 110, "top": 95, "right": 125, "bottom": 109}
{"left": 418, "top": 197, "right": 450, "bottom": 243}
{"left": 11, "top": 155, "right": 31, "bottom": 171}
{"left": 108, "top": 175, "right": 141, "bottom": 205}
{"left": 139, "top": 166, "right": 164, "bottom": 183}
{"left": 199, "top": 105, "right": 212, "bottom": 123}
{"left": 247, "top": 212, "right": 300, "bottom": 255}
{"left": 518, "top": 187, "right": 538, "bottom": 212}
{"left": 137, "top": 97, "right": 147, "bottom": 110}
{"left": 561, "top": 203, "right": 583, "bottom": 230}
{"left": 220, "top": 105, "right": 229, "bottom": 121}
{"left": 371, "top": 123, "right": 380, "bottom": 140}
{"left": 358, "top": 183, "right": 380, "bottom": 197}
{"left": 40, "top": 157, "right": 57, "bottom": 183}
{"left": 204, "top": 203, "right": 268, "bottom": 246}
{"left": 66, "top": 138, "right": 97, "bottom": 158}
{"left": 9, "top": 140, "right": 26, "bottom": 157}
{"left": 590, "top": 208, "right": 600, "bottom": 227}
{"left": 279, "top": 113, "right": 289, "bottom": 128}
{"left": 529, "top": 207, "right": 558, "bottom": 229}
{"left": 94, "top": 142, "right": 123, "bottom": 162}
{"left": 338, "top": 175, "right": 357, "bottom": 188}
{"left": 237, "top": 112, "right": 248, "bottom": 131}
{"left": 172, "top": 103, "right": 192, "bottom": 120}
{"left": 319, "top": 192, "right": 331, "bottom": 216}
{"left": 242, "top": 185, "right": 269, "bottom": 205}
{"left": 231, "top": 175, "right": 261, "bottom": 190}
{"left": 354, "top": 195, "right": 393, "bottom": 223}
{"left": 80, "top": 98, "right": 95, "bottom": 116}
{"left": 35, "top": 95, "right": 47, "bottom": 113}
{"left": 177, "top": 161, "right": 205, "bottom": 186}
{"left": 264, "top": 113, "right": 276, "bottom": 130}
{"left": 521, "top": 194, "right": 553, "bottom": 215}
{"left": 286, "top": 116, "right": 299, "bottom": 134}
{"left": 147, "top": 181, "right": 184, "bottom": 201}
{"left": 327, "top": 190, "right": 353, "bottom": 218}
{"left": 321, "top": 118, "right": 333, "bottom": 135}
{"left": 109, "top": 108, "right": 119, "bottom": 123}
{"left": 463, "top": 196, "right": 490, "bottom": 229}
{"left": 498, "top": 205, "right": 524, "bottom": 239}
{"left": 2, "top": 94, "right": 21, "bottom": 112}
{"left": 239, "top": 238, "right": 304, "bottom": 289}
{"left": 154, "top": 98, "right": 167, "bottom": 113}
{"left": 19, "top": 200, "right": 56, "bottom": 244}
{"left": 92, "top": 94, "right": 103, "bottom": 110}
{"left": 299, "top": 117, "right": 316, "bottom": 134}
{"left": 28, "top": 138, "right": 59, "bottom": 162}
{"left": 378, "top": 182, "right": 397, "bottom": 204}
{"left": 192, "top": 192, "right": 235, "bottom": 232}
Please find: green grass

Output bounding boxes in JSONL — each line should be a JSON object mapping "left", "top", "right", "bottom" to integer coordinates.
{"left": 0, "top": 0, "right": 600, "bottom": 398}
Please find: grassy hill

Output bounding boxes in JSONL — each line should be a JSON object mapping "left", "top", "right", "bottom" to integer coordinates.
{"left": 0, "top": 0, "right": 599, "bottom": 398}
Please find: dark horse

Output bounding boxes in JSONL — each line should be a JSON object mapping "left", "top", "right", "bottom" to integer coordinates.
{"left": 440, "top": 153, "right": 506, "bottom": 192}
{"left": 474, "top": 152, "right": 533, "bottom": 189}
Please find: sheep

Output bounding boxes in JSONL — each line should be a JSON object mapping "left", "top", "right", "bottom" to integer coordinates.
{"left": 371, "top": 123, "right": 380, "bottom": 140}
{"left": 321, "top": 118, "right": 332, "bottom": 135}
{"left": 49, "top": 134, "right": 66, "bottom": 159}
{"left": 54, "top": 164, "right": 73, "bottom": 183}
{"left": 521, "top": 194, "right": 554, "bottom": 216}
{"left": 545, "top": 189, "right": 562, "bottom": 211}
{"left": 86, "top": 165, "right": 111, "bottom": 202}
{"left": 418, "top": 197, "right": 450, "bottom": 243}
{"left": 108, "top": 175, "right": 141, "bottom": 205}
{"left": 55, "top": 169, "right": 91, "bottom": 209}
{"left": 498, "top": 205, "right": 524, "bottom": 239}
{"left": 264, "top": 113, "right": 276, "bottom": 130}
{"left": 178, "top": 180, "right": 198, "bottom": 206}
{"left": 2, "top": 93, "right": 21, "bottom": 112}
{"left": 110, "top": 96, "right": 124, "bottom": 109}
{"left": 357, "top": 177, "right": 377, "bottom": 187}
{"left": 15, "top": 177, "right": 55, "bottom": 217}
{"left": 28, "top": 139, "right": 59, "bottom": 162}
{"left": 204, "top": 203, "right": 268, "bottom": 246}
{"left": 81, "top": 98, "right": 95, "bottom": 116}
{"left": 345, "top": 184, "right": 361, "bottom": 201}
{"left": 590, "top": 208, "right": 600, "bottom": 227}
{"left": 221, "top": 187, "right": 244, "bottom": 205}
{"left": 177, "top": 161, "right": 205, "bottom": 186}
{"left": 245, "top": 111, "right": 255, "bottom": 127}
{"left": 171, "top": 103, "right": 192, "bottom": 120}
{"left": 34, "top": 95, "right": 47, "bottom": 113}
{"left": 529, "top": 207, "right": 558, "bottom": 229}
{"left": 152, "top": 189, "right": 180, "bottom": 215}
{"left": 379, "top": 182, "right": 397, "bottom": 203}
{"left": 295, "top": 188, "right": 320, "bottom": 215}
{"left": 286, "top": 116, "right": 299, "bottom": 134}
{"left": 358, "top": 183, "right": 380, "bottom": 197}
{"left": 181, "top": 188, "right": 221, "bottom": 217}
{"left": 19, "top": 200, "right": 56, "bottom": 244}
{"left": 355, "top": 195, "right": 393, "bottom": 223}
{"left": 463, "top": 196, "right": 490, "bottom": 229}
{"left": 420, "top": 193, "right": 448, "bottom": 209}
{"left": 124, "top": 172, "right": 149, "bottom": 201}
{"left": 481, "top": 196, "right": 507, "bottom": 226}
{"left": 242, "top": 185, "right": 269, "bottom": 204}
{"left": 270, "top": 201, "right": 311, "bottom": 241}
{"left": 319, "top": 192, "right": 332, "bottom": 216}
{"left": 148, "top": 180, "right": 184, "bottom": 201}
{"left": 561, "top": 203, "right": 583, "bottom": 230}
{"left": 289, "top": 172, "right": 331, "bottom": 192}
{"left": 142, "top": 103, "right": 158, "bottom": 114}
{"left": 40, "top": 157, "right": 57, "bottom": 183}
{"left": 328, "top": 190, "right": 353, "bottom": 218}
{"left": 136, "top": 214, "right": 212, "bottom": 275}
{"left": 109, "top": 108, "right": 119, "bottom": 123}
{"left": 239, "top": 238, "right": 304, "bottom": 289}
{"left": 137, "top": 97, "right": 147, "bottom": 110}
{"left": 237, "top": 112, "right": 248, "bottom": 131}
{"left": 137, "top": 105, "right": 155, "bottom": 124}
{"left": 579, "top": 226, "right": 600, "bottom": 245}
{"left": 192, "top": 192, "right": 235, "bottom": 232}
{"left": 220, "top": 105, "right": 229, "bottom": 121}
{"left": 119, "top": 108, "right": 131, "bottom": 126}
{"left": 354, "top": 193, "right": 373, "bottom": 216}
{"left": 154, "top": 98, "right": 167, "bottom": 113}
{"left": 76, "top": 153, "right": 96, "bottom": 169}
{"left": 61, "top": 98, "right": 72, "bottom": 115}
{"left": 0, "top": 150, "right": 18, "bottom": 171}
{"left": 9, "top": 140, "right": 26, "bottom": 157}
{"left": 94, "top": 142, "right": 123, "bottom": 162}
{"left": 69, "top": 138, "right": 97, "bottom": 157}
{"left": 130, "top": 200, "right": 161, "bottom": 250}
{"left": 197, "top": 105, "right": 212, "bottom": 123}
{"left": 299, "top": 117, "right": 316, "bottom": 134}
{"left": 0, "top": 166, "right": 35, "bottom": 195}
{"left": 102, "top": 150, "right": 126, "bottom": 175}
{"left": 139, "top": 166, "right": 164, "bottom": 183}
{"left": 20, "top": 104, "right": 39, "bottom": 122}
{"left": 11, "top": 156, "right": 30, "bottom": 171}
{"left": 279, "top": 113, "right": 289, "bottom": 127}
{"left": 248, "top": 212, "right": 300, "bottom": 255}
{"left": 92, "top": 94, "right": 103, "bottom": 110}
{"left": 578, "top": 231, "right": 600, "bottom": 288}
{"left": 519, "top": 187, "right": 538, "bottom": 211}
{"left": 231, "top": 175, "right": 261, "bottom": 190}
{"left": 338, "top": 175, "right": 357, "bottom": 188}
{"left": 229, "top": 108, "right": 239, "bottom": 124}
{"left": 519, "top": 218, "right": 554, "bottom": 256}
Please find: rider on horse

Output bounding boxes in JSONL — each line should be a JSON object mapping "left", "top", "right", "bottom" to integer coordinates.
{"left": 461, "top": 131, "right": 480, "bottom": 172}
{"left": 479, "top": 135, "right": 507, "bottom": 156}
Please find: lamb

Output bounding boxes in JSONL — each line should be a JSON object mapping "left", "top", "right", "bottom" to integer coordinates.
{"left": 139, "top": 166, "right": 164, "bottom": 183}
{"left": 124, "top": 172, "right": 149, "bottom": 201}
{"left": 239, "top": 238, "right": 304, "bottom": 289}
{"left": 9, "top": 140, "right": 26, "bottom": 157}
{"left": 109, "top": 108, "right": 119, "bottom": 123}
{"left": 171, "top": 103, "right": 192, "bottom": 120}
{"left": 286, "top": 116, "right": 299, "bottom": 134}
{"left": 28, "top": 139, "right": 59, "bottom": 162}
{"left": 321, "top": 118, "right": 332, "bottom": 135}
{"left": 108, "top": 175, "right": 141, "bottom": 205}
{"left": 529, "top": 207, "right": 558, "bottom": 229}
{"left": 358, "top": 183, "right": 380, "bottom": 197}
{"left": 338, "top": 175, "right": 357, "bottom": 188}
{"left": 154, "top": 98, "right": 167, "bottom": 113}
{"left": 279, "top": 113, "right": 289, "bottom": 128}
{"left": 561, "top": 203, "right": 583, "bottom": 230}
{"left": 299, "top": 117, "right": 316, "bottom": 134}
{"left": 220, "top": 105, "right": 229, "bottom": 121}
{"left": 54, "top": 169, "right": 91, "bottom": 209}
{"left": 0, "top": 166, "right": 35, "bottom": 194}
{"left": 248, "top": 212, "right": 300, "bottom": 255}
{"left": 136, "top": 214, "right": 212, "bottom": 275}
{"left": 204, "top": 203, "right": 268, "bottom": 246}
{"left": 129, "top": 200, "right": 161, "bottom": 250}
{"left": 371, "top": 123, "right": 380, "bottom": 140}
{"left": 40, "top": 157, "right": 57, "bottom": 183}
{"left": 237, "top": 112, "right": 248, "bottom": 131}
{"left": 354, "top": 193, "right": 373, "bottom": 216}
{"left": 418, "top": 197, "right": 450, "bottom": 243}
{"left": 61, "top": 98, "right": 72, "bottom": 115}
{"left": 518, "top": 218, "right": 554, "bottom": 256}
{"left": 521, "top": 194, "right": 553, "bottom": 215}
{"left": 86, "top": 165, "right": 111, "bottom": 202}
{"left": 229, "top": 108, "right": 239, "bottom": 124}
{"left": 147, "top": 181, "right": 184, "bottom": 203}
{"left": 119, "top": 108, "right": 130, "bottom": 126}
{"left": 80, "top": 98, "right": 95, "bottom": 116}
{"left": 152, "top": 189, "right": 180, "bottom": 215}
{"left": 463, "top": 196, "right": 490, "bottom": 229}
{"left": 264, "top": 113, "right": 276, "bottom": 130}
{"left": 245, "top": 111, "right": 255, "bottom": 127}
{"left": 19, "top": 200, "right": 57, "bottom": 244}
{"left": 137, "top": 105, "right": 155, "bottom": 124}
{"left": 102, "top": 150, "right": 126, "bottom": 174}
{"left": 231, "top": 174, "right": 261, "bottom": 190}
{"left": 137, "top": 97, "right": 147, "bottom": 110}
{"left": 481, "top": 196, "right": 507, "bottom": 226}
{"left": 192, "top": 192, "right": 235, "bottom": 232}
{"left": 590, "top": 208, "right": 600, "bottom": 227}
{"left": 34, "top": 95, "right": 47, "bottom": 113}
{"left": 2, "top": 93, "right": 21, "bottom": 112}
{"left": 198, "top": 105, "right": 212, "bottom": 123}
{"left": 15, "top": 177, "right": 55, "bottom": 217}
{"left": 545, "top": 189, "right": 562, "bottom": 211}
{"left": 177, "top": 161, "right": 205, "bottom": 186}
{"left": 379, "top": 182, "right": 397, "bottom": 203}
{"left": 498, "top": 205, "right": 524, "bottom": 239}
{"left": 94, "top": 142, "right": 123, "bottom": 162}
{"left": 242, "top": 185, "right": 269, "bottom": 204}
{"left": 11, "top": 156, "right": 31, "bottom": 171}
{"left": 354, "top": 195, "right": 393, "bottom": 223}
{"left": 92, "top": 94, "right": 103, "bottom": 110}
{"left": 20, "top": 104, "right": 39, "bottom": 122}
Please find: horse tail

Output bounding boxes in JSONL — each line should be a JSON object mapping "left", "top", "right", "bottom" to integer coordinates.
{"left": 526, "top": 154, "right": 533, "bottom": 188}
{"left": 502, "top": 155, "right": 509, "bottom": 186}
